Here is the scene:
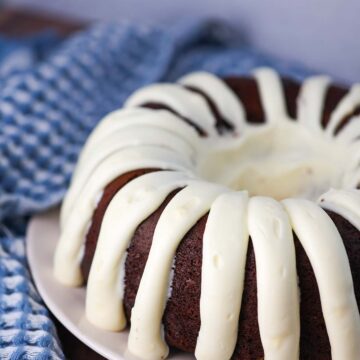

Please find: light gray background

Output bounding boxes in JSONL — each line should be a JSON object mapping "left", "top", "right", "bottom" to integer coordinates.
{"left": 5, "top": 0, "right": 360, "bottom": 83}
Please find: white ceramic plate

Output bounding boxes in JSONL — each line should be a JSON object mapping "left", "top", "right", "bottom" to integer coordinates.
{"left": 27, "top": 208, "right": 193, "bottom": 360}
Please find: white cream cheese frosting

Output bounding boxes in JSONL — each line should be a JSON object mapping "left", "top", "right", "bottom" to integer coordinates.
{"left": 283, "top": 199, "right": 360, "bottom": 360}
{"left": 248, "top": 197, "right": 300, "bottom": 360}
{"left": 128, "top": 181, "right": 229, "bottom": 360}
{"left": 195, "top": 191, "right": 249, "bottom": 360}
{"left": 124, "top": 83, "right": 217, "bottom": 136}
{"left": 319, "top": 188, "right": 360, "bottom": 230}
{"left": 54, "top": 67, "right": 360, "bottom": 360}
{"left": 86, "top": 171, "right": 193, "bottom": 331}
{"left": 178, "top": 71, "right": 246, "bottom": 133}
{"left": 325, "top": 83, "right": 360, "bottom": 137}
{"left": 297, "top": 75, "right": 330, "bottom": 132}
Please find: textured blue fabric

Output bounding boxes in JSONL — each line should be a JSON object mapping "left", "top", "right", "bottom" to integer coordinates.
{"left": 0, "top": 20, "right": 312, "bottom": 359}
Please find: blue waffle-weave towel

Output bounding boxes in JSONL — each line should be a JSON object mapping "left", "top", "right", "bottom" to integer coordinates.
{"left": 0, "top": 19, "right": 312, "bottom": 359}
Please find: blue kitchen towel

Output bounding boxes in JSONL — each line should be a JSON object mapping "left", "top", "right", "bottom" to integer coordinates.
{"left": 0, "top": 19, "right": 312, "bottom": 359}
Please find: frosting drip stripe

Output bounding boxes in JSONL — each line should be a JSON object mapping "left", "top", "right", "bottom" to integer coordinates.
{"left": 195, "top": 191, "right": 249, "bottom": 360}
{"left": 283, "top": 199, "right": 360, "bottom": 360}
{"left": 55, "top": 145, "right": 194, "bottom": 286}
{"left": 141, "top": 102, "right": 207, "bottom": 136}
{"left": 333, "top": 106, "right": 360, "bottom": 136}
{"left": 79, "top": 108, "right": 148, "bottom": 157}
{"left": 128, "top": 182, "right": 229, "bottom": 360}
{"left": 325, "top": 84, "right": 360, "bottom": 137}
{"left": 184, "top": 86, "right": 234, "bottom": 133}
{"left": 253, "top": 68, "right": 288, "bottom": 123}
{"left": 248, "top": 197, "right": 300, "bottom": 360}
{"left": 77, "top": 122, "right": 197, "bottom": 174}
{"left": 178, "top": 71, "right": 246, "bottom": 133}
{"left": 86, "top": 171, "right": 191, "bottom": 331}
{"left": 124, "top": 84, "right": 217, "bottom": 136}
{"left": 61, "top": 145, "right": 194, "bottom": 228}
{"left": 81, "top": 168, "right": 157, "bottom": 279}
{"left": 319, "top": 188, "right": 360, "bottom": 231}
{"left": 335, "top": 118, "right": 360, "bottom": 146}
{"left": 123, "top": 189, "right": 181, "bottom": 324}
{"left": 77, "top": 108, "right": 200, "bottom": 161}
{"left": 66, "top": 126, "right": 195, "bottom": 216}
{"left": 297, "top": 76, "right": 330, "bottom": 133}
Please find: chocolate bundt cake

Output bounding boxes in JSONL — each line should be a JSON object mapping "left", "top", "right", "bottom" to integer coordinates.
{"left": 54, "top": 68, "right": 360, "bottom": 360}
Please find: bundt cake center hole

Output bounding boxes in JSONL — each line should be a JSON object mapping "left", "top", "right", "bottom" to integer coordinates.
{"left": 197, "top": 122, "right": 350, "bottom": 201}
